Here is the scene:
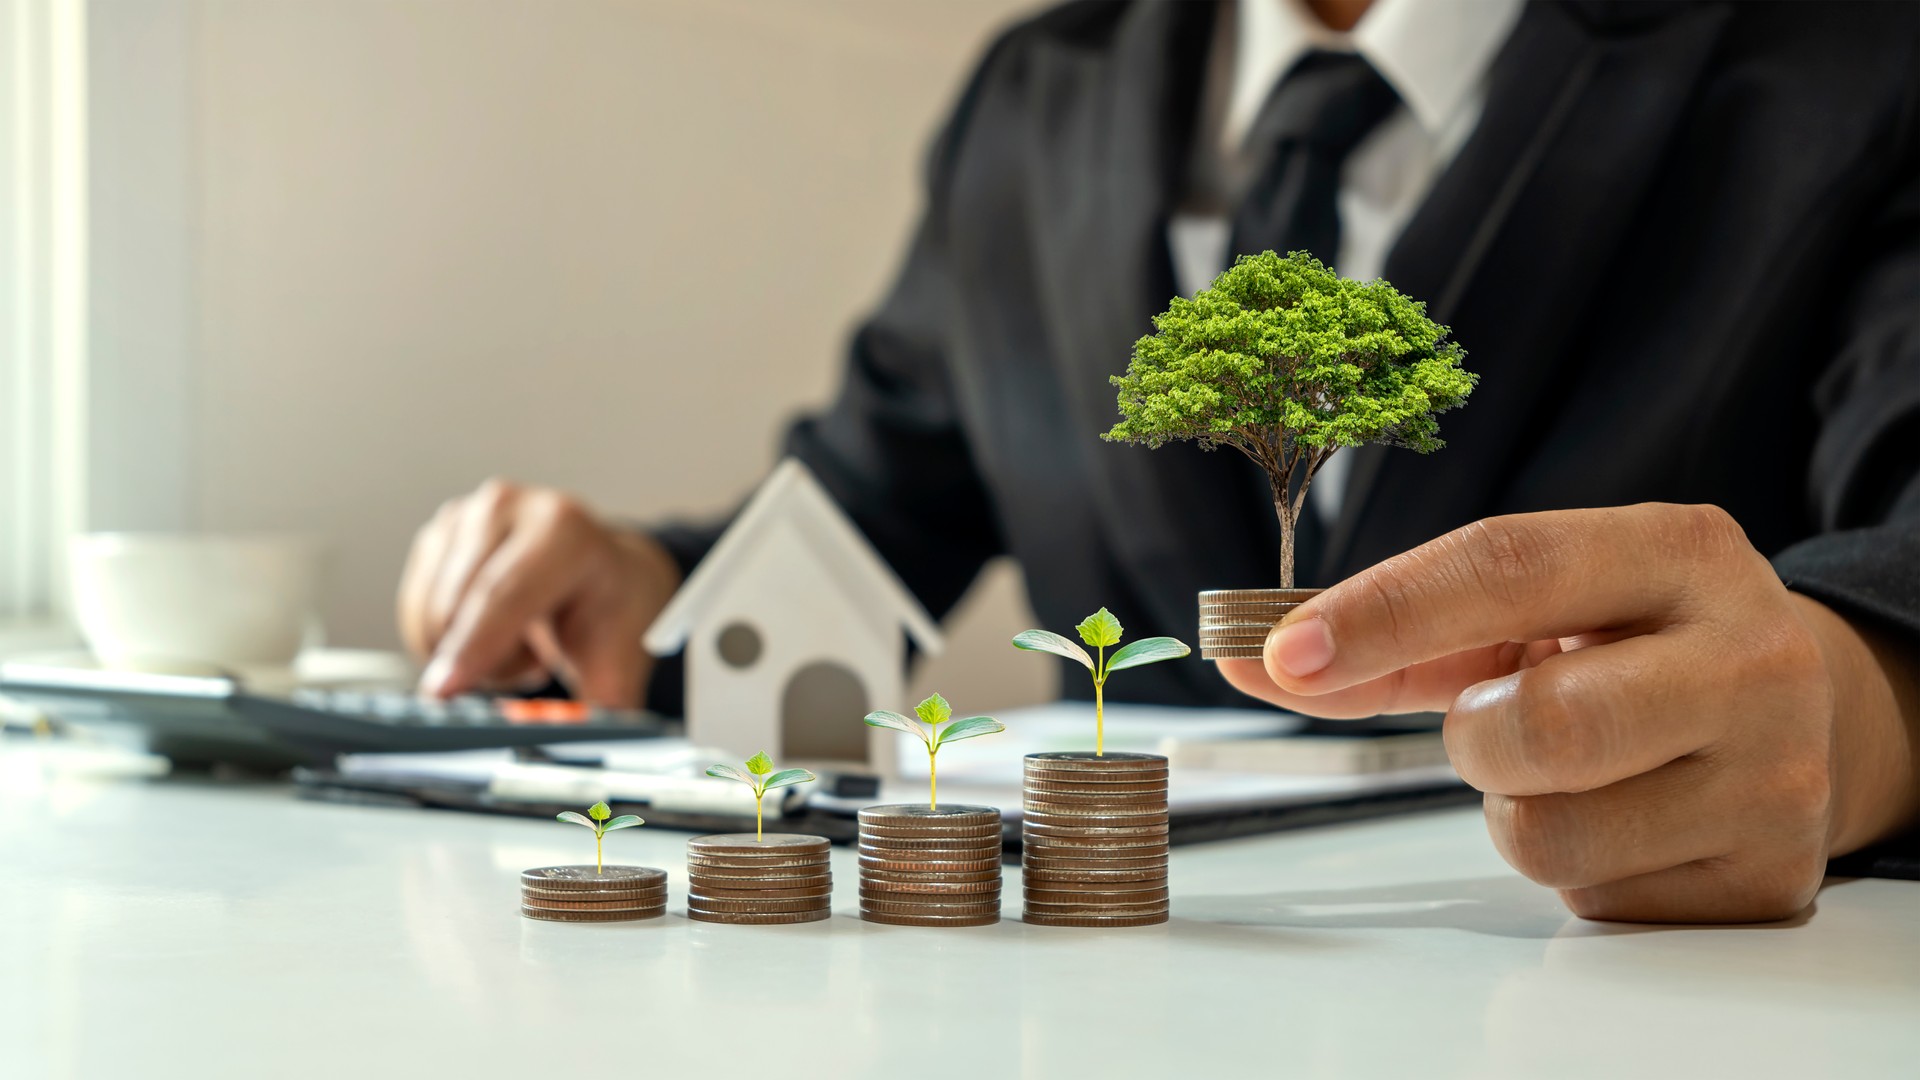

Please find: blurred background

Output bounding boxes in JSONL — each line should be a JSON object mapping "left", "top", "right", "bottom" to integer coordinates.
{"left": 3, "top": 0, "right": 1052, "bottom": 709}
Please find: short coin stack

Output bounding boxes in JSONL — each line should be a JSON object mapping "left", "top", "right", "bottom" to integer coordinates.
{"left": 857, "top": 804, "right": 1003, "bottom": 927}
{"left": 1021, "top": 751, "right": 1169, "bottom": 926}
{"left": 520, "top": 865, "right": 667, "bottom": 922}
{"left": 1198, "top": 588, "right": 1320, "bottom": 660}
{"left": 685, "top": 834, "right": 833, "bottom": 925}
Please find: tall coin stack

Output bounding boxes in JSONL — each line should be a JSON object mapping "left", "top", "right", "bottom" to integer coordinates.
{"left": 857, "top": 805, "right": 1003, "bottom": 927}
{"left": 1021, "top": 751, "right": 1170, "bottom": 926}
{"left": 520, "top": 865, "right": 667, "bottom": 922}
{"left": 1197, "top": 588, "right": 1320, "bottom": 660}
{"left": 685, "top": 834, "right": 833, "bottom": 925}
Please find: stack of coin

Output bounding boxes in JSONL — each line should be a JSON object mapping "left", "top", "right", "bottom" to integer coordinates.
{"left": 1021, "top": 752, "right": 1169, "bottom": 927}
{"left": 856, "top": 804, "right": 1002, "bottom": 927}
{"left": 520, "top": 865, "right": 667, "bottom": 922}
{"left": 1198, "top": 588, "right": 1322, "bottom": 660}
{"left": 685, "top": 834, "right": 832, "bottom": 925}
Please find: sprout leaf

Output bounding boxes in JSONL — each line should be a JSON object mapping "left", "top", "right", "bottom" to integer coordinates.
{"left": 761, "top": 768, "right": 817, "bottom": 791}
{"left": 706, "top": 764, "right": 750, "bottom": 784}
{"left": 864, "top": 710, "right": 928, "bottom": 745}
{"left": 744, "top": 751, "right": 775, "bottom": 776}
{"left": 1011, "top": 630, "right": 1093, "bottom": 670}
{"left": 1105, "top": 636, "right": 1192, "bottom": 673}
{"left": 914, "top": 693, "right": 952, "bottom": 727}
{"left": 588, "top": 800, "right": 612, "bottom": 822}
{"left": 1076, "top": 608, "right": 1124, "bottom": 648}
{"left": 556, "top": 811, "right": 596, "bottom": 829}
{"left": 935, "top": 715, "right": 1005, "bottom": 746}
{"left": 603, "top": 815, "right": 645, "bottom": 831}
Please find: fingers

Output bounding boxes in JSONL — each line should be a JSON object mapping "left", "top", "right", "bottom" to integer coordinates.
{"left": 1262, "top": 504, "right": 1746, "bottom": 696}
{"left": 1483, "top": 755, "right": 1827, "bottom": 921}
{"left": 1443, "top": 633, "right": 1730, "bottom": 796}
{"left": 397, "top": 501, "right": 457, "bottom": 660}
{"left": 423, "top": 506, "right": 591, "bottom": 697}
{"left": 423, "top": 482, "right": 517, "bottom": 648}
{"left": 1219, "top": 641, "right": 1540, "bottom": 717}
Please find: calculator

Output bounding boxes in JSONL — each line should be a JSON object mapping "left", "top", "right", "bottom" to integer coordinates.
{"left": 0, "top": 656, "right": 672, "bottom": 771}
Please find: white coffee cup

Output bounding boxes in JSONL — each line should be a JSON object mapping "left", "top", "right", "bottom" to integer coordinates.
{"left": 69, "top": 533, "right": 327, "bottom": 675}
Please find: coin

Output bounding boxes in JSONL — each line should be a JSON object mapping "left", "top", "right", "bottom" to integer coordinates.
{"left": 1022, "top": 911, "right": 1169, "bottom": 927}
{"left": 1021, "top": 865, "right": 1167, "bottom": 883}
{"left": 521, "top": 904, "right": 664, "bottom": 923}
{"left": 1024, "top": 887, "right": 1169, "bottom": 905}
{"left": 521, "top": 895, "right": 670, "bottom": 913}
{"left": 1023, "top": 900, "right": 1170, "bottom": 918}
{"left": 683, "top": 883, "right": 833, "bottom": 900}
{"left": 1199, "top": 588, "right": 1321, "bottom": 603}
{"left": 1029, "top": 807, "right": 1159, "bottom": 822}
{"left": 687, "top": 834, "right": 831, "bottom": 856}
{"left": 860, "top": 898, "right": 1000, "bottom": 917}
{"left": 687, "top": 853, "right": 831, "bottom": 870}
{"left": 857, "top": 804, "right": 1000, "bottom": 827}
{"left": 1022, "top": 839, "right": 1171, "bottom": 856}
{"left": 1021, "top": 779, "right": 1168, "bottom": 796}
{"left": 858, "top": 866, "right": 1002, "bottom": 884}
{"left": 520, "top": 866, "right": 667, "bottom": 890}
{"left": 521, "top": 885, "right": 669, "bottom": 903}
{"left": 859, "top": 878, "right": 1002, "bottom": 897}
{"left": 1021, "top": 856, "right": 1168, "bottom": 873}
{"left": 1022, "top": 821, "right": 1169, "bottom": 838}
{"left": 856, "top": 843, "right": 1001, "bottom": 861}
{"left": 858, "top": 854, "right": 1003, "bottom": 874}
{"left": 687, "top": 907, "right": 832, "bottom": 925}
{"left": 1198, "top": 603, "right": 1303, "bottom": 615}
{"left": 860, "top": 909, "right": 999, "bottom": 927}
{"left": 686, "top": 895, "right": 833, "bottom": 914}
{"left": 1199, "top": 647, "right": 1266, "bottom": 659}
{"left": 855, "top": 831, "right": 1002, "bottom": 851}
{"left": 1025, "top": 751, "right": 1166, "bottom": 770}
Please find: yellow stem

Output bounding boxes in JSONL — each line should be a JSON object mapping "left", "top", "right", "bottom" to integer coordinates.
{"left": 1095, "top": 679, "right": 1105, "bottom": 756}
{"left": 596, "top": 830, "right": 603, "bottom": 874}
{"left": 929, "top": 746, "right": 939, "bottom": 811}
{"left": 755, "top": 790, "right": 764, "bottom": 842}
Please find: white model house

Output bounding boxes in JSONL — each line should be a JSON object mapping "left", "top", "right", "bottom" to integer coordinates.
{"left": 643, "top": 459, "right": 942, "bottom": 775}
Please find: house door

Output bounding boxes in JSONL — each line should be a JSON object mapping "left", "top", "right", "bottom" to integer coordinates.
{"left": 780, "top": 661, "right": 869, "bottom": 763}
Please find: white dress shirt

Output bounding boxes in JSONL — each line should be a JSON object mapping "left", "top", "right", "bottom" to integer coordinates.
{"left": 1167, "top": 0, "right": 1522, "bottom": 521}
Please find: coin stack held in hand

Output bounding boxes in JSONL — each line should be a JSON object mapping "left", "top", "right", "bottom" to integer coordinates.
{"left": 685, "top": 834, "right": 833, "bottom": 925}
{"left": 520, "top": 865, "right": 667, "bottom": 922}
{"left": 857, "top": 804, "right": 1003, "bottom": 927}
{"left": 1021, "top": 751, "right": 1170, "bottom": 926}
{"left": 1197, "top": 588, "right": 1320, "bottom": 660}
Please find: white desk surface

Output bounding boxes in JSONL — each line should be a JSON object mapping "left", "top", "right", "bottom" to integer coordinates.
{"left": 2, "top": 760, "right": 1915, "bottom": 1080}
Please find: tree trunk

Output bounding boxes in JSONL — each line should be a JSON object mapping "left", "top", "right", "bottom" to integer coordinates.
{"left": 1273, "top": 486, "right": 1296, "bottom": 589}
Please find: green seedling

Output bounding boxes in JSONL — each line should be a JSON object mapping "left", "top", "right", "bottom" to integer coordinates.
{"left": 706, "top": 751, "right": 817, "bottom": 842}
{"left": 555, "top": 800, "right": 644, "bottom": 875}
{"left": 1013, "top": 607, "right": 1189, "bottom": 756}
{"left": 864, "top": 692, "right": 1005, "bottom": 810}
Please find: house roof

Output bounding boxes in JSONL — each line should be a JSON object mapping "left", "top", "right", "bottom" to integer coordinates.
{"left": 643, "top": 458, "right": 944, "bottom": 657}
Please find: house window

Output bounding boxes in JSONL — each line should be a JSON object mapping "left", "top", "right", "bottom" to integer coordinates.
{"left": 716, "top": 621, "right": 763, "bottom": 669}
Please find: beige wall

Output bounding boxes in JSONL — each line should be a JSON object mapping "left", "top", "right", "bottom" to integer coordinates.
{"left": 97, "top": 0, "right": 1052, "bottom": 710}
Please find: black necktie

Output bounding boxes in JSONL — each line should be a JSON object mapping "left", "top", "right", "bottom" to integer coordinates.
{"left": 1228, "top": 50, "right": 1401, "bottom": 263}
{"left": 1226, "top": 51, "right": 1398, "bottom": 584}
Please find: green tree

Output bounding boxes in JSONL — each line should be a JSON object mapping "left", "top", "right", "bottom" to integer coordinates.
{"left": 1105, "top": 250, "right": 1476, "bottom": 587}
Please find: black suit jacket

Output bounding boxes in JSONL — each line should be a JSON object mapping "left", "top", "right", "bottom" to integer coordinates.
{"left": 660, "top": 0, "right": 1917, "bottom": 693}
{"left": 652, "top": 1, "right": 1919, "bottom": 866}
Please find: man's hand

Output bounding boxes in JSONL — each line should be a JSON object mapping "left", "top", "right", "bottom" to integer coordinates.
{"left": 1220, "top": 503, "right": 1920, "bottom": 923}
{"left": 397, "top": 479, "right": 682, "bottom": 707}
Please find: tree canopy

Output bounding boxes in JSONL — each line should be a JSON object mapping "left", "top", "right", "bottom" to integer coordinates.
{"left": 1106, "top": 250, "right": 1476, "bottom": 468}
{"left": 1104, "top": 250, "right": 1476, "bottom": 586}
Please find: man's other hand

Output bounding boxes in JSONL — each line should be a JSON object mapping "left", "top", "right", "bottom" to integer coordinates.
{"left": 1220, "top": 503, "right": 1920, "bottom": 923}
{"left": 397, "top": 479, "right": 681, "bottom": 707}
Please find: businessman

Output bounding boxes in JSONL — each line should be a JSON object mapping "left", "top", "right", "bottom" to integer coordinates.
{"left": 397, "top": 0, "right": 1920, "bottom": 923}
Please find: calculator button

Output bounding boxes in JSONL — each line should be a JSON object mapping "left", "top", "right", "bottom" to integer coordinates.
{"left": 500, "top": 699, "right": 589, "bottom": 724}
